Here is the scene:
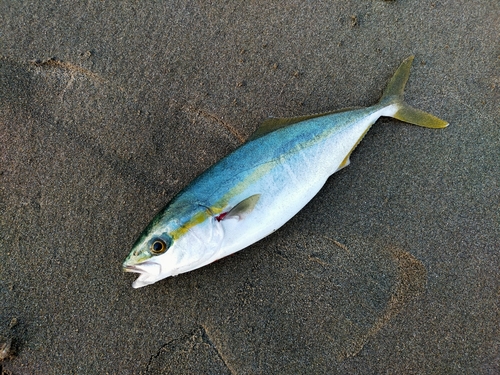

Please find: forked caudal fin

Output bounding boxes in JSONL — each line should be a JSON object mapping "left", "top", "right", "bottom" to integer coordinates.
{"left": 380, "top": 55, "right": 448, "bottom": 128}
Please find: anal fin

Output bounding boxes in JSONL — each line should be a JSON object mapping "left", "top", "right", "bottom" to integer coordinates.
{"left": 336, "top": 155, "right": 351, "bottom": 172}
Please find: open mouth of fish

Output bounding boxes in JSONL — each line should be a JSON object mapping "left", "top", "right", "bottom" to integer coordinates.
{"left": 123, "top": 262, "right": 161, "bottom": 277}
{"left": 124, "top": 261, "right": 164, "bottom": 288}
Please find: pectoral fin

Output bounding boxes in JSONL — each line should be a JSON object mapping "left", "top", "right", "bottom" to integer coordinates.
{"left": 216, "top": 194, "right": 261, "bottom": 222}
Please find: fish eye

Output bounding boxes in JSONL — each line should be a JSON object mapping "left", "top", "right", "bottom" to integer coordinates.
{"left": 150, "top": 239, "right": 168, "bottom": 255}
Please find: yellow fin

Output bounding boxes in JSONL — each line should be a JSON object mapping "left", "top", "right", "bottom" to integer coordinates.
{"left": 380, "top": 56, "right": 415, "bottom": 103}
{"left": 336, "top": 155, "right": 351, "bottom": 172}
{"left": 393, "top": 104, "right": 449, "bottom": 128}
{"left": 335, "top": 124, "right": 373, "bottom": 172}
{"left": 248, "top": 107, "right": 360, "bottom": 141}
{"left": 380, "top": 55, "right": 449, "bottom": 128}
{"left": 223, "top": 194, "right": 261, "bottom": 220}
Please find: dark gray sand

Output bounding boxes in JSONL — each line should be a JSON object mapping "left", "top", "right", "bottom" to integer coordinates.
{"left": 1, "top": 1, "right": 499, "bottom": 373}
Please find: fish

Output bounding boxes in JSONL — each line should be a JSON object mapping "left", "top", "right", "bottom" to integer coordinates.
{"left": 123, "top": 55, "right": 448, "bottom": 288}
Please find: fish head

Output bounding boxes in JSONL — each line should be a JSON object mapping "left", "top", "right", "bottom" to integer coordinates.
{"left": 123, "top": 204, "right": 224, "bottom": 288}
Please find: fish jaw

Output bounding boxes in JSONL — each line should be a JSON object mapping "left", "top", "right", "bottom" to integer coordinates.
{"left": 123, "top": 261, "right": 163, "bottom": 288}
{"left": 123, "top": 261, "right": 161, "bottom": 277}
{"left": 122, "top": 245, "right": 181, "bottom": 288}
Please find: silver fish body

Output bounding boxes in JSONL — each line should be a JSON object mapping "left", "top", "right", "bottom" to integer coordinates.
{"left": 123, "top": 56, "right": 448, "bottom": 288}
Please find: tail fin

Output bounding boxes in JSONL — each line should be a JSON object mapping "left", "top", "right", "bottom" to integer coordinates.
{"left": 380, "top": 56, "right": 448, "bottom": 129}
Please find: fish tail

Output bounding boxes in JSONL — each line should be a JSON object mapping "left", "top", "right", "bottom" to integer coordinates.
{"left": 379, "top": 56, "right": 449, "bottom": 128}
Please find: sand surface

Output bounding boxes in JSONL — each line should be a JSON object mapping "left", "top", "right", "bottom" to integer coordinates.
{"left": 1, "top": 1, "right": 499, "bottom": 373}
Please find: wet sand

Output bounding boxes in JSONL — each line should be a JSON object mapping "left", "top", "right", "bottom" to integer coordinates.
{"left": 1, "top": 0, "right": 499, "bottom": 373}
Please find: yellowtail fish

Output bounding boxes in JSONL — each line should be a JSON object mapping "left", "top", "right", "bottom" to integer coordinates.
{"left": 123, "top": 56, "right": 448, "bottom": 288}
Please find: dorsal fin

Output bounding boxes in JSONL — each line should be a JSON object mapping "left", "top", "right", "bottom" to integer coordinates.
{"left": 248, "top": 107, "right": 361, "bottom": 141}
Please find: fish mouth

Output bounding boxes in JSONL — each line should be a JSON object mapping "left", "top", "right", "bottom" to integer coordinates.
{"left": 123, "top": 261, "right": 163, "bottom": 288}
{"left": 123, "top": 261, "right": 161, "bottom": 277}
